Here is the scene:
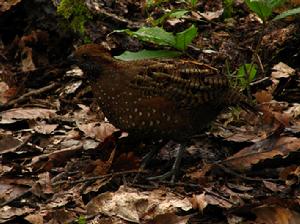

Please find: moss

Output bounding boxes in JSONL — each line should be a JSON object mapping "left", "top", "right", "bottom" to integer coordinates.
{"left": 57, "top": 0, "right": 92, "bottom": 35}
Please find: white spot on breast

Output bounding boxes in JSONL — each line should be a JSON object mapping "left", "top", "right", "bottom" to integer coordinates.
{"left": 147, "top": 112, "right": 151, "bottom": 117}
{"left": 167, "top": 116, "right": 171, "bottom": 121}
{"left": 142, "top": 121, "right": 145, "bottom": 125}
{"left": 129, "top": 92, "right": 133, "bottom": 96}
{"left": 152, "top": 109, "right": 156, "bottom": 113}
{"left": 139, "top": 112, "right": 142, "bottom": 116}
{"left": 156, "top": 120, "right": 160, "bottom": 125}
{"left": 149, "top": 121, "right": 154, "bottom": 126}
{"left": 134, "top": 108, "right": 138, "bottom": 112}
{"left": 129, "top": 115, "right": 133, "bottom": 119}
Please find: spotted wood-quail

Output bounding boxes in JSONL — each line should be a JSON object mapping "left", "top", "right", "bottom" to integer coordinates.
{"left": 69, "top": 44, "right": 254, "bottom": 181}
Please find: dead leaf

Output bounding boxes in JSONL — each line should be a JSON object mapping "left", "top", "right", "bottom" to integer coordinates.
{"left": 87, "top": 186, "right": 192, "bottom": 223}
{"left": 24, "top": 214, "right": 44, "bottom": 224}
{"left": 253, "top": 206, "right": 300, "bottom": 224}
{"left": 263, "top": 180, "right": 285, "bottom": 192}
{"left": 191, "top": 191, "right": 233, "bottom": 213}
{"left": 78, "top": 121, "right": 118, "bottom": 142}
{"left": 31, "top": 172, "right": 53, "bottom": 197}
{"left": 20, "top": 47, "right": 35, "bottom": 72}
{"left": 0, "top": 206, "right": 34, "bottom": 223}
{"left": 223, "top": 137, "right": 300, "bottom": 171}
{"left": 254, "top": 90, "right": 273, "bottom": 103}
{"left": 272, "top": 62, "right": 295, "bottom": 79}
{"left": 0, "top": 107, "right": 56, "bottom": 124}
{"left": 0, "top": 0, "right": 22, "bottom": 12}
{"left": 29, "top": 120, "right": 58, "bottom": 134}
{"left": 0, "top": 82, "right": 10, "bottom": 104}
{"left": 199, "top": 9, "right": 223, "bottom": 20}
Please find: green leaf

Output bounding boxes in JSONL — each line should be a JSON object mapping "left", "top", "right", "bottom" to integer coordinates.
{"left": 113, "top": 25, "right": 197, "bottom": 51}
{"left": 124, "top": 27, "right": 177, "bottom": 47}
{"left": 245, "top": 0, "right": 273, "bottom": 21}
{"left": 114, "top": 49, "right": 182, "bottom": 61}
{"left": 273, "top": 6, "right": 300, "bottom": 20}
{"left": 174, "top": 25, "right": 198, "bottom": 50}
{"left": 269, "top": 0, "right": 285, "bottom": 9}
{"left": 237, "top": 63, "right": 257, "bottom": 88}
{"left": 152, "top": 9, "right": 189, "bottom": 26}
{"left": 245, "top": 0, "right": 285, "bottom": 21}
{"left": 169, "top": 10, "right": 189, "bottom": 19}
{"left": 190, "top": 0, "right": 198, "bottom": 7}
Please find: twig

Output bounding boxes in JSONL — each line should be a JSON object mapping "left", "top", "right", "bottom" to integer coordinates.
{"left": 0, "top": 82, "right": 59, "bottom": 110}
{"left": 52, "top": 170, "right": 147, "bottom": 186}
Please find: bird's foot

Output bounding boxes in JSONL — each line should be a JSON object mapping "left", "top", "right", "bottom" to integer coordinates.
{"left": 147, "top": 144, "right": 185, "bottom": 183}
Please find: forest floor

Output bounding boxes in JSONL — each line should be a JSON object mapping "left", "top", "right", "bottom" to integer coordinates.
{"left": 0, "top": 0, "right": 300, "bottom": 223}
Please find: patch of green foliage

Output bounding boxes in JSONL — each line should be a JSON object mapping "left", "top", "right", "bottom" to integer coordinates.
{"left": 245, "top": 0, "right": 285, "bottom": 22}
{"left": 76, "top": 215, "right": 86, "bottom": 224}
{"left": 223, "top": 0, "right": 234, "bottom": 18}
{"left": 57, "top": 0, "right": 92, "bottom": 35}
{"left": 114, "top": 25, "right": 198, "bottom": 60}
{"left": 233, "top": 0, "right": 300, "bottom": 91}
{"left": 245, "top": 0, "right": 300, "bottom": 22}
{"left": 236, "top": 63, "right": 257, "bottom": 90}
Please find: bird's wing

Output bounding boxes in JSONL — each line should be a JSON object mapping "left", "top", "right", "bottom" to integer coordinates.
{"left": 130, "top": 60, "right": 230, "bottom": 108}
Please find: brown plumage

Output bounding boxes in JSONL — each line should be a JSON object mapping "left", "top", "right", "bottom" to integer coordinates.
{"left": 69, "top": 44, "right": 253, "bottom": 180}
{"left": 70, "top": 44, "right": 252, "bottom": 141}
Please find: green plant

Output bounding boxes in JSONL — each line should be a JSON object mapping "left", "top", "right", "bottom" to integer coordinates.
{"left": 223, "top": 0, "right": 234, "bottom": 18}
{"left": 151, "top": 9, "right": 189, "bottom": 26}
{"left": 76, "top": 215, "right": 86, "bottom": 224}
{"left": 114, "top": 25, "right": 198, "bottom": 60}
{"left": 57, "top": 0, "right": 92, "bottom": 34}
{"left": 245, "top": 0, "right": 285, "bottom": 22}
{"left": 238, "top": 0, "right": 300, "bottom": 91}
{"left": 245, "top": 0, "right": 300, "bottom": 22}
{"left": 189, "top": 0, "right": 198, "bottom": 8}
{"left": 237, "top": 63, "right": 257, "bottom": 90}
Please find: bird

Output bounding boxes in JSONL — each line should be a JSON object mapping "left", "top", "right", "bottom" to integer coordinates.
{"left": 69, "top": 44, "right": 254, "bottom": 181}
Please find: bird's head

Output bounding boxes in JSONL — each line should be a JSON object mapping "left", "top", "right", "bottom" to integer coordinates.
{"left": 68, "top": 44, "right": 115, "bottom": 78}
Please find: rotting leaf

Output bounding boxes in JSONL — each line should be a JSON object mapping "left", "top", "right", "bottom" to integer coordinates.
{"left": 223, "top": 136, "right": 300, "bottom": 172}
{"left": 0, "top": 0, "right": 22, "bottom": 12}
{"left": 86, "top": 186, "right": 192, "bottom": 223}
{"left": 0, "top": 206, "right": 34, "bottom": 223}
{"left": 0, "top": 107, "right": 56, "bottom": 124}
{"left": 77, "top": 121, "right": 118, "bottom": 142}
{"left": 271, "top": 62, "right": 295, "bottom": 79}
{"left": 253, "top": 206, "right": 300, "bottom": 224}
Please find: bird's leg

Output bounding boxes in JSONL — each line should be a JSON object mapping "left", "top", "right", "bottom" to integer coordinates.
{"left": 140, "top": 144, "right": 161, "bottom": 169}
{"left": 147, "top": 143, "right": 186, "bottom": 183}
{"left": 133, "top": 140, "right": 167, "bottom": 182}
